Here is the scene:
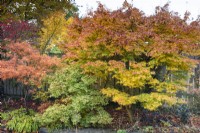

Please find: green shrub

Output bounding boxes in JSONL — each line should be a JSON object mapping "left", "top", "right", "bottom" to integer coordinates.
{"left": 117, "top": 129, "right": 127, "bottom": 133}
{"left": 38, "top": 64, "right": 112, "bottom": 130}
{"left": 1, "top": 108, "right": 39, "bottom": 133}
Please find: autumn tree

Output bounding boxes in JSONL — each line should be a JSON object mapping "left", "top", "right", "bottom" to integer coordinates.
{"left": 0, "top": 42, "right": 59, "bottom": 109}
{"left": 65, "top": 3, "right": 200, "bottom": 122}
{"left": 0, "top": 19, "right": 38, "bottom": 95}
{"left": 0, "top": 42, "right": 59, "bottom": 85}
{"left": 0, "top": 0, "right": 77, "bottom": 25}
{"left": 39, "top": 11, "right": 73, "bottom": 54}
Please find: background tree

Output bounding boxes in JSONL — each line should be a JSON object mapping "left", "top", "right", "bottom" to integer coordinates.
{"left": 65, "top": 3, "right": 200, "bottom": 122}
{"left": 38, "top": 11, "right": 73, "bottom": 54}
{"left": 0, "top": 0, "right": 77, "bottom": 25}
{"left": 0, "top": 20, "right": 38, "bottom": 43}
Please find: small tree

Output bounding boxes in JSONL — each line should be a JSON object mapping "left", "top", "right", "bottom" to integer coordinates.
{"left": 0, "top": 42, "right": 59, "bottom": 85}
{"left": 0, "top": 42, "right": 59, "bottom": 110}
{"left": 65, "top": 3, "right": 200, "bottom": 122}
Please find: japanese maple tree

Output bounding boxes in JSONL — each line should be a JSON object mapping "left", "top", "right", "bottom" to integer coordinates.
{"left": 65, "top": 3, "right": 200, "bottom": 122}
{"left": 0, "top": 42, "right": 59, "bottom": 86}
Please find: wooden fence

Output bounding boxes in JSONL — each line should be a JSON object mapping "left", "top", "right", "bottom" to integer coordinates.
{"left": 0, "top": 79, "right": 24, "bottom": 96}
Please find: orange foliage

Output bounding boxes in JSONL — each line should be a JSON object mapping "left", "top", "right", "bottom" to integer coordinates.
{"left": 0, "top": 42, "right": 60, "bottom": 86}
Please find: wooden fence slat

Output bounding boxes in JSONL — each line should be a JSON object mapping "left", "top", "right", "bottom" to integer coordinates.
{"left": 3, "top": 79, "right": 23, "bottom": 96}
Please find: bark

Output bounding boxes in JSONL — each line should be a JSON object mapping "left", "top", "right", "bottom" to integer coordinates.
{"left": 126, "top": 106, "right": 134, "bottom": 123}
{"left": 124, "top": 60, "right": 135, "bottom": 123}
{"left": 154, "top": 65, "right": 167, "bottom": 81}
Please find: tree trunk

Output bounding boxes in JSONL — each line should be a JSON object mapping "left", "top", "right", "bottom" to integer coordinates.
{"left": 124, "top": 60, "right": 135, "bottom": 123}
{"left": 126, "top": 106, "right": 134, "bottom": 123}
{"left": 154, "top": 65, "right": 166, "bottom": 81}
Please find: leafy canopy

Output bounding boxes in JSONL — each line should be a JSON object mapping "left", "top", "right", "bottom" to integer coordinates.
{"left": 0, "top": 42, "right": 59, "bottom": 86}
{"left": 65, "top": 3, "right": 200, "bottom": 111}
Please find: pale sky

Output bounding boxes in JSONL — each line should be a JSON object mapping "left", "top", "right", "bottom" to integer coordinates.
{"left": 75, "top": 0, "right": 200, "bottom": 20}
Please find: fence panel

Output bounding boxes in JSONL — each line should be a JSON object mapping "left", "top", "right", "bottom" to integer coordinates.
{"left": 2, "top": 79, "right": 24, "bottom": 96}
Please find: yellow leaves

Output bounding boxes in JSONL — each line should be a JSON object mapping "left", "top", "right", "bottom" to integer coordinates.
{"left": 66, "top": 17, "right": 74, "bottom": 25}
{"left": 111, "top": 62, "right": 152, "bottom": 89}
{"left": 112, "top": 94, "right": 136, "bottom": 106}
{"left": 101, "top": 88, "right": 123, "bottom": 97}
{"left": 149, "top": 53, "right": 196, "bottom": 71}
{"left": 101, "top": 88, "right": 179, "bottom": 111}
{"left": 155, "top": 82, "right": 186, "bottom": 93}
{"left": 81, "top": 61, "right": 153, "bottom": 89}
{"left": 80, "top": 59, "right": 189, "bottom": 112}
{"left": 137, "top": 93, "right": 178, "bottom": 111}
{"left": 142, "top": 101, "right": 162, "bottom": 111}
{"left": 148, "top": 78, "right": 160, "bottom": 87}
{"left": 39, "top": 11, "right": 71, "bottom": 53}
{"left": 101, "top": 88, "right": 137, "bottom": 106}
{"left": 151, "top": 93, "right": 177, "bottom": 105}
{"left": 81, "top": 61, "right": 109, "bottom": 79}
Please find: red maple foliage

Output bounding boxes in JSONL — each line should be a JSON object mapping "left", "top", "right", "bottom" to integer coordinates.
{"left": 0, "top": 20, "right": 38, "bottom": 42}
